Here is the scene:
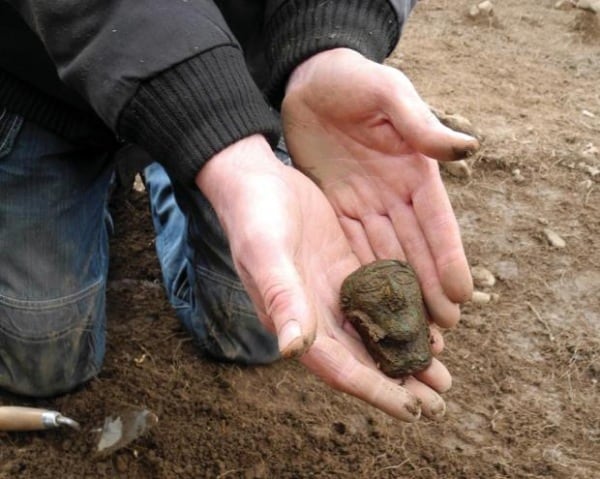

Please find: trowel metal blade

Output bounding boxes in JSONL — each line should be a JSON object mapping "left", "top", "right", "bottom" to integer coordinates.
{"left": 96, "top": 408, "right": 158, "bottom": 455}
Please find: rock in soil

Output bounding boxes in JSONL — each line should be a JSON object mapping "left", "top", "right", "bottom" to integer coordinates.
{"left": 471, "top": 266, "right": 496, "bottom": 288}
{"left": 441, "top": 160, "right": 473, "bottom": 179}
{"left": 543, "top": 228, "right": 567, "bottom": 248}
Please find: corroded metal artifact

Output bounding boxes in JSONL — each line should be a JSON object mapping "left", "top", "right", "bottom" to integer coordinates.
{"left": 340, "top": 260, "right": 432, "bottom": 377}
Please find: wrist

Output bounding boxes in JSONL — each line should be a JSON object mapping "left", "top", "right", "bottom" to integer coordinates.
{"left": 285, "top": 48, "right": 360, "bottom": 97}
{"left": 195, "top": 134, "right": 282, "bottom": 219}
{"left": 264, "top": 0, "right": 400, "bottom": 107}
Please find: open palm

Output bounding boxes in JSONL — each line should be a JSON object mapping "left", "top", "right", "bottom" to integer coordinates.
{"left": 282, "top": 48, "right": 479, "bottom": 328}
{"left": 197, "top": 135, "right": 450, "bottom": 421}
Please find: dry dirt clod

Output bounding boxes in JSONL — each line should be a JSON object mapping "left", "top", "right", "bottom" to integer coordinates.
{"left": 580, "top": 178, "right": 594, "bottom": 191}
{"left": 581, "top": 142, "right": 599, "bottom": 158}
{"left": 478, "top": 1, "right": 494, "bottom": 15}
{"left": 543, "top": 228, "right": 567, "bottom": 248}
{"left": 471, "top": 266, "right": 496, "bottom": 288}
{"left": 431, "top": 107, "right": 480, "bottom": 139}
{"left": 512, "top": 168, "right": 526, "bottom": 183}
{"left": 555, "top": 0, "right": 575, "bottom": 10}
{"left": 469, "top": 4, "right": 481, "bottom": 17}
{"left": 576, "top": 0, "right": 600, "bottom": 13}
{"left": 441, "top": 160, "right": 472, "bottom": 179}
{"left": 340, "top": 260, "right": 432, "bottom": 377}
{"left": 469, "top": 1, "right": 494, "bottom": 17}
{"left": 578, "top": 162, "right": 600, "bottom": 178}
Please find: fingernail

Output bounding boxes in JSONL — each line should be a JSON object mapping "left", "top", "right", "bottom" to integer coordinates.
{"left": 428, "top": 399, "right": 447, "bottom": 420}
{"left": 404, "top": 398, "right": 422, "bottom": 422}
{"left": 452, "top": 144, "right": 478, "bottom": 160}
{"left": 278, "top": 320, "right": 304, "bottom": 359}
{"left": 439, "top": 377, "right": 453, "bottom": 394}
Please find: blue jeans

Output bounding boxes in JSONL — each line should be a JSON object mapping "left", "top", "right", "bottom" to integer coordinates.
{"left": 0, "top": 109, "right": 278, "bottom": 397}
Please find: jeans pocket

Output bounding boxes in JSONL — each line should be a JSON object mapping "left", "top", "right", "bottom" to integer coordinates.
{"left": 0, "top": 107, "right": 24, "bottom": 159}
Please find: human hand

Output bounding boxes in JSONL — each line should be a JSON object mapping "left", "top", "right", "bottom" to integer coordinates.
{"left": 196, "top": 135, "right": 450, "bottom": 421}
{"left": 282, "top": 48, "right": 479, "bottom": 328}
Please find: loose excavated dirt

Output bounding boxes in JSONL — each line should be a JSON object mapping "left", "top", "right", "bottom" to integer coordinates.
{"left": 1, "top": 1, "right": 599, "bottom": 478}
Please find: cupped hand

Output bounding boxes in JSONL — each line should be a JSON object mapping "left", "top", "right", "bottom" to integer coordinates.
{"left": 196, "top": 135, "right": 450, "bottom": 421}
{"left": 282, "top": 48, "right": 479, "bottom": 328}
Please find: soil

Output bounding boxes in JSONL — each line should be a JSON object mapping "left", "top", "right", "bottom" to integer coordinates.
{"left": 1, "top": 1, "right": 599, "bottom": 477}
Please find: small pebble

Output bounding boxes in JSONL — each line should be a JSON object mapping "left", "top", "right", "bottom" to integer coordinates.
{"left": 494, "top": 260, "right": 519, "bottom": 281}
{"left": 512, "top": 168, "right": 526, "bottom": 183}
{"left": 478, "top": 1, "right": 494, "bottom": 14}
{"left": 555, "top": 0, "right": 574, "bottom": 9}
{"left": 441, "top": 160, "right": 472, "bottom": 178}
{"left": 583, "top": 165, "right": 600, "bottom": 177}
{"left": 472, "top": 266, "right": 496, "bottom": 288}
{"left": 543, "top": 228, "right": 566, "bottom": 248}
{"left": 133, "top": 174, "right": 146, "bottom": 192}
{"left": 576, "top": 0, "right": 600, "bottom": 13}
{"left": 471, "top": 291, "right": 492, "bottom": 304}
{"left": 581, "top": 143, "right": 598, "bottom": 158}
{"left": 431, "top": 107, "right": 479, "bottom": 138}
{"left": 469, "top": 5, "right": 481, "bottom": 17}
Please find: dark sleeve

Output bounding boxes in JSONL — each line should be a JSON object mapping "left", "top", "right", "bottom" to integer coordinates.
{"left": 263, "top": 0, "right": 417, "bottom": 106}
{"left": 7, "top": 0, "right": 281, "bottom": 184}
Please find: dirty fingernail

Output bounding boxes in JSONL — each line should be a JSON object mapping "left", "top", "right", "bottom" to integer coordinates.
{"left": 278, "top": 320, "right": 304, "bottom": 358}
{"left": 452, "top": 144, "right": 477, "bottom": 160}
{"left": 427, "top": 399, "right": 447, "bottom": 420}
{"left": 403, "top": 397, "right": 422, "bottom": 422}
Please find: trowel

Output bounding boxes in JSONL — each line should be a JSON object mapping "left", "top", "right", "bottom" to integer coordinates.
{"left": 0, "top": 406, "right": 80, "bottom": 431}
{"left": 0, "top": 405, "right": 157, "bottom": 455}
{"left": 95, "top": 408, "right": 158, "bottom": 456}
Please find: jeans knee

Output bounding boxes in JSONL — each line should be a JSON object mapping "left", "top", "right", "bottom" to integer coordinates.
{"left": 185, "top": 265, "right": 280, "bottom": 365}
{"left": 0, "top": 339, "right": 102, "bottom": 398}
{"left": 0, "top": 282, "right": 106, "bottom": 397}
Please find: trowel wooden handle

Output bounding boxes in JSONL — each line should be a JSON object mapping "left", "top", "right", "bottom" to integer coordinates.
{"left": 0, "top": 406, "right": 57, "bottom": 431}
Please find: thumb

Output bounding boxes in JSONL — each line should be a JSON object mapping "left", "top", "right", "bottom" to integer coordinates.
{"left": 238, "top": 252, "right": 317, "bottom": 358}
{"left": 384, "top": 68, "right": 480, "bottom": 161}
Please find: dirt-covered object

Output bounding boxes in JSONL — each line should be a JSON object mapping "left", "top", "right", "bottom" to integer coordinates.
{"left": 340, "top": 260, "right": 432, "bottom": 377}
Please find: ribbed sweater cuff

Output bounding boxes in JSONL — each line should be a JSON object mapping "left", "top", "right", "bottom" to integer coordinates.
{"left": 265, "top": 0, "right": 399, "bottom": 107}
{"left": 119, "top": 46, "right": 281, "bottom": 185}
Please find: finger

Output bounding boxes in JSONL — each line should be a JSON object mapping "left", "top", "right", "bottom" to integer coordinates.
{"left": 383, "top": 68, "right": 479, "bottom": 161}
{"left": 361, "top": 213, "right": 406, "bottom": 261}
{"left": 301, "top": 336, "right": 422, "bottom": 421}
{"left": 342, "top": 319, "right": 364, "bottom": 343}
{"left": 413, "top": 171, "right": 473, "bottom": 303}
{"left": 413, "top": 358, "right": 452, "bottom": 393}
{"left": 389, "top": 200, "right": 461, "bottom": 328}
{"left": 429, "top": 323, "right": 444, "bottom": 356}
{"left": 415, "top": 167, "right": 472, "bottom": 301}
{"left": 239, "top": 253, "right": 315, "bottom": 358}
{"left": 339, "top": 217, "right": 376, "bottom": 264}
{"left": 402, "top": 376, "right": 447, "bottom": 420}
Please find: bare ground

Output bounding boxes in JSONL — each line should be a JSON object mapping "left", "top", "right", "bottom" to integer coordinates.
{"left": 1, "top": 1, "right": 599, "bottom": 477}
